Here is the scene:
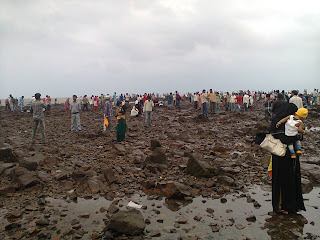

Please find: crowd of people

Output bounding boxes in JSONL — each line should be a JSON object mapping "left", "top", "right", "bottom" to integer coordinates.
{"left": 2, "top": 88, "right": 319, "bottom": 216}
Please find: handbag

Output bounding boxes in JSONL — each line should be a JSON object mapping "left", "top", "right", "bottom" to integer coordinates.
{"left": 260, "top": 134, "right": 287, "bottom": 156}
{"left": 104, "top": 118, "right": 109, "bottom": 127}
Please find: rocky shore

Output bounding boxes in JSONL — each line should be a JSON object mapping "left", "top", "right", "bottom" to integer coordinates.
{"left": 0, "top": 103, "right": 319, "bottom": 239}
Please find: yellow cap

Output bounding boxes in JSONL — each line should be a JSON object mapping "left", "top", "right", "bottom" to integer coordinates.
{"left": 296, "top": 108, "right": 308, "bottom": 118}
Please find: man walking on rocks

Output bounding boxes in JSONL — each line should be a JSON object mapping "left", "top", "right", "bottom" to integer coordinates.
{"left": 31, "top": 93, "right": 46, "bottom": 145}
{"left": 70, "top": 95, "right": 82, "bottom": 132}
{"left": 143, "top": 95, "right": 154, "bottom": 126}
{"left": 103, "top": 95, "right": 113, "bottom": 135}
{"left": 200, "top": 89, "right": 209, "bottom": 117}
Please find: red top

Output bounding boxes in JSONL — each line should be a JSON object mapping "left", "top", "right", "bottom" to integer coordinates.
{"left": 236, "top": 96, "right": 243, "bottom": 105}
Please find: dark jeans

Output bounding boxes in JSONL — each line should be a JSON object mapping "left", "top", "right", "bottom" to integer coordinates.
{"left": 202, "top": 103, "right": 208, "bottom": 117}
{"left": 194, "top": 101, "right": 198, "bottom": 109}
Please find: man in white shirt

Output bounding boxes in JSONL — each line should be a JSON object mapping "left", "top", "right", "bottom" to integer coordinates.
{"left": 243, "top": 93, "right": 250, "bottom": 111}
{"left": 289, "top": 90, "right": 303, "bottom": 109}
{"left": 143, "top": 95, "right": 154, "bottom": 126}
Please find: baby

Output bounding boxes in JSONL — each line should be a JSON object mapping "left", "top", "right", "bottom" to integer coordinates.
{"left": 276, "top": 108, "right": 309, "bottom": 158}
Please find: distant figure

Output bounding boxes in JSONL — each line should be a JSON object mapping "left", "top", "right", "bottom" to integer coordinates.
{"left": 70, "top": 95, "right": 82, "bottom": 132}
{"left": 55, "top": 98, "right": 57, "bottom": 105}
{"left": 65, "top": 98, "right": 70, "bottom": 111}
{"left": 103, "top": 95, "right": 113, "bottom": 135}
{"left": 82, "top": 95, "right": 89, "bottom": 111}
{"left": 262, "top": 94, "right": 272, "bottom": 122}
{"left": 31, "top": 93, "right": 46, "bottom": 145}
{"left": 5, "top": 98, "right": 10, "bottom": 111}
{"left": 18, "top": 96, "right": 24, "bottom": 111}
{"left": 289, "top": 90, "right": 303, "bottom": 109}
{"left": 115, "top": 101, "right": 127, "bottom": 142}
{"left": 143, "top": 95, "right": 154, "bottom": 126}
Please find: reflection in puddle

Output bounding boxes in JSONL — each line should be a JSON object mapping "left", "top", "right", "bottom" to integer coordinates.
{"left": 1, "top": 185, "right": 319, "bottom": 239}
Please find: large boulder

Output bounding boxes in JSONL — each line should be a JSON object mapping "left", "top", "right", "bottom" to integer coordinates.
{"left": 0, "top": 143, "right": 18, "bottom": 163}
{"left": 107, "top": 208, "right": 146, "bottom": 236}
{"left": 162, "top": 181, "right": 191, "bottom": 199}
{"left": 0, "top": 162, "right": 15, "bottom": 175}
{"left": 150, "top": 140, "right": 161, "bottom": 151}
{"left": 145, "top": 148, "right": 167, "bottom": 165}
{"left": 17, "top": 171, "right": 40, "bottom": 189}
{"left": 102, "top": 168, "right": 118, "bottom": 184}
{"left": 185, "top": 152, "right": 215, "bottom": 177}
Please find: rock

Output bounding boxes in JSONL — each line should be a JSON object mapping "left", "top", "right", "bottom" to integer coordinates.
{"left": 150, "top": 140, "right": 161, "bottom": 151}
{"left": 0, "top": 186, "right": 16, "bottom": 195}
{"left": 0, "top": 162, "right": 15, "bottom": 175}
{"left": 7, "top": 209, "right": 24, "bottom": 218}
{"left": 78, "top": 213, "right": 90, "bottom": 218}
{"left": 150, "top": 230, "right": 161, "bottom": 237}
{"left": 17, "top": 171, "right": 40, "bottom": 189}
{"left": 220, "top": 198, "right": 227, "bottom": 204}
{"left": 72, "top": 169, "right": 86, "bottom": 179}
{"left": 217, "top": 176, "right": 235, "bottom": 186}
{"left": 185, "top": 152, "right": 215, "bottom": 177}
{"left": 194, "top": 215, "right": 202, "bottom": 221}
{"left": 145, "top": 148, "right": 167, "bottom": 165}
{"left": 113, "top": 143, "right": 126, "bottom": 153}
{"left": 5, "top": 222, "right": 21, "bottom": 230}
{"left": 10, "top": 166, "right": 29, "bottom": 180}
{"left": 301, "top": 178, "right": 313, "bottom": 194}
{"left": 102, "top": 168, "right": 118, "bottom": 184}
{"left": 206, "top": 208, "right": 214, "bottom": 214}
{"left": 20, "top": 157, "right": 40, "bottom": 171}
{"left": 107, "top": 204, "right": 119, "bottom": 214}
{"left": 107, "top": 208, "right": 146, "bottom": 236}
{"left": 176, "top": 218, "right": 188, "bottom": 224}
{"left": 87, "top": 177, "right": 101, "bottom": 193}
{"left": 54, "top": 172, "right": 68, "bottom": 181}
{"left": 301, "top": 164, "right": 320, "bottom": 183}
{"left": 235, "top": 224, "right": 246, "bottom": 230}
{"left": 211, "top": 225, "right": 220, "bottom": 232}
{"left": 0, "top": 143, "right": 18, "bottom": 162}
{"left": 36, "top": 219, "right": 50, "bottom": 226}
{"left": 246, "top": 215, "right": 256, "bottom": 222}
{"left": 163, "top": 181, "right": 191, "bottom": 199}
{"left": 42, "top": 156, "right": 57, "bottom": 167}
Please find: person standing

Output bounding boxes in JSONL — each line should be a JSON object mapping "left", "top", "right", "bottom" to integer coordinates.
{"left": 207, "top": 89, "right": 216, "bottom": 113}
{"left": 31, "top": 93, "right": 46, "bottom": 144}
{"left": 9, "top": 94, "right": 14, "bottom": 111}
{"left": 200, "top": 90, "right": 209, "bottom": 117}
{"left": 65, "top": 98, "right": 70, "bottom": 111}
{"left": 216, "top": 92, "right": 221, "bottom": 112}
{"left": 18, "top": 96, "right": 24, "bottom": 112}
{"left": 5, "top": 98, "right": 10, "bottom": 111}
{"left": 289, "top": 90, "right": 303, "bottom": 109}
{"left": 143, "top": 95, "right": 154, "bottom": 126}
{"left": 243, "top": 93, "right": 249, "bottom": 111}
{"left": 113, "top": 92, "right": 117, "bottom": 106}
{"left": 70, "top": 95, "right": 82, "bottom": 132}
{"left": 82, "top": 95, "right": 89, "bottom": 111}
{"left": 103, "top": 96, "right": 113, "bottom": 135}
{"left": 262, "top": 94, "right": 272, "bottom": 122}
{"left": 229, "top": 93, "right": 236, "bottom": 111}
{"left": 115, "top": 101, "right": 127, "bottom": 142}
{"left": 45, "top": 95, "right": 51, "bottom": 113}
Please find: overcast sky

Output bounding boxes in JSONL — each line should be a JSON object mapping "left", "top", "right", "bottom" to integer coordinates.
{"left": 1, "top": 0, "right": 319, "bottom": 98}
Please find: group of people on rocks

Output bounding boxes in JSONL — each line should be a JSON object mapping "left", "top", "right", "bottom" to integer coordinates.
{"left": 4, "top": 88, "right": 318, "bottom": 147}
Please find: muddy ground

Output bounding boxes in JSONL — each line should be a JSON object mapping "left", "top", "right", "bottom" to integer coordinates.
{"left": 0, "top": 101, "right": 319, "bottom": 239}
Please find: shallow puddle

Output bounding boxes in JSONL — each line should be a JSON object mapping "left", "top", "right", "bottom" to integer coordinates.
{"left": 40, "top": 185, "right": 320, "bottom": 239}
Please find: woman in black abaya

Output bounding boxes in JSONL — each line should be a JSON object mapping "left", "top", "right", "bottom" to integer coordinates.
{"left": 269, "top": 96, "right": 306, "bottom": 214}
